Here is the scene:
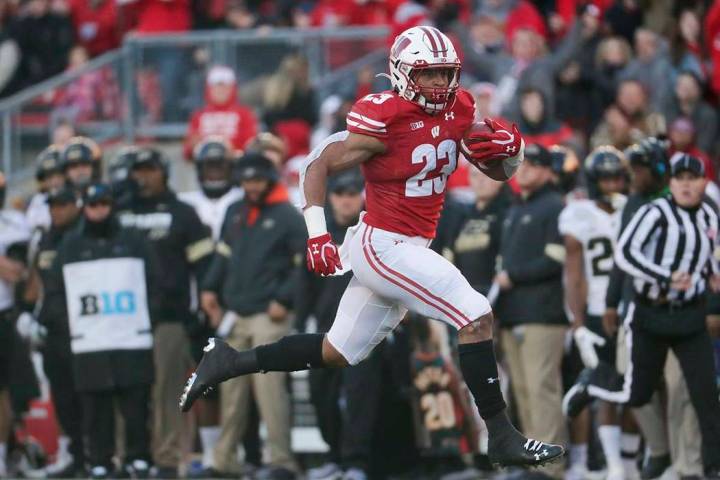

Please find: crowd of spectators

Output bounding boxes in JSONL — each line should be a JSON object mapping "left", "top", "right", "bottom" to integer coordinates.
{"left": 2, "top": 1, "right": 720, "bottom": 480}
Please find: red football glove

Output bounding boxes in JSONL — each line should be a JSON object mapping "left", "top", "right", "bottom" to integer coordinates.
{"left": 306, "top": 233, "right": 343, "bottom": 276}
{"left": 463, "top": 118, "right": 523, "bottom": 166}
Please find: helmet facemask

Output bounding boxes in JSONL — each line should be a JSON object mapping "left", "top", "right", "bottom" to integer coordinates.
{"left": 199, "top": 159, "right": 232, "bottom": 199}
{"left": 408, "top": 64, "right": 461, "bottom": 114}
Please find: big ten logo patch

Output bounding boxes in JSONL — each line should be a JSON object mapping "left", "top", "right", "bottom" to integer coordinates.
{"left": 80, "top": 290, "right": 137, "bottom": 316}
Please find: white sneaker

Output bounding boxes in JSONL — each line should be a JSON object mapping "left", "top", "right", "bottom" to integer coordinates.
{"left": 45, "top": 450, "right": 74, "bottom": 476}
{"left": 307, "top": 463, "right": 343, "bottom": 480}
{"left": 342, "top": 468, "right": 368, "bottom": 480}
{"left": 606, "top": 466, "right": 624, "bottom": 480}
{"left": 566, "top": 462, "right": 588, "bottom": 480}
{"left": 625, "top": 464, "right": 642, "bottom": 480}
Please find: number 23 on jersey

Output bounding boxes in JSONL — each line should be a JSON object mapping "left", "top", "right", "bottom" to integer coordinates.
{"left": 405, "top": 139, "right": 458, "bottom": 198}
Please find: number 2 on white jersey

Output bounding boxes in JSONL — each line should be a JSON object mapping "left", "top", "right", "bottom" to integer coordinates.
{"left": 405, "top": 140, "right": 458, "bottom": 197}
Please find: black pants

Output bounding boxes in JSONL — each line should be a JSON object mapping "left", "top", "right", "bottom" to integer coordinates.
{"left": 0, "top": 314, "right": 14, "bottom": 390}
{"left": 82, "top": 385, "right": 151, "bottom": 468}
{"left": 590, "top": 301, "right": 720, "bottom": 472}
{"left": 44, "top": 341, "right": 84, "bottom": 467}
{"left": 341, "top": 345, "right": 383, "bottom": 470}
{"left": 310, "top": 368, "right": 342, "bottom": 463}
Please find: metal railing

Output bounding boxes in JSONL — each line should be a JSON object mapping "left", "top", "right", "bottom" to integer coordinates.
{"left": 0, "top": 26, "right": 389, "bottom": 185}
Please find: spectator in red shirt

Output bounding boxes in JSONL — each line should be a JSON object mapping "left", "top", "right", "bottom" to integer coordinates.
{"left": 131, "top": 0, "right": 191, "bottom": 34}
{"left": 126, "top": 0, "right": 191, "bottom": 121}
{"left": 69, "top": 0, "right": 119, "bottom": 57}
{"left": 704, "top": 0, "right": 720, "bottom": 96}
{"left": 668, "top": 117, "right": 717, "bottom": 181}
{"left": 474, "top": 0, "right": 547, "bottom": 44}
{"left": 184, "top": 65, "right": 258, "bottom": 160}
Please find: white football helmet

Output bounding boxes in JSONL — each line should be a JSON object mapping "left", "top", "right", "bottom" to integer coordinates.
{"left": 387, "top": 26, "right": 461, "bottom": 114}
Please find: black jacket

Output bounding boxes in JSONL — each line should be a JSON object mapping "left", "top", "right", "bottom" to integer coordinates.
{"left": 34, "top": 219, "right": 79, "bottom": 342}
{"left": 203, "top": 194, "right": 306, "bottom": 316}
{"left": 295, "top": 210, "right": 357, "bottom": 333}
{"left": 496, "top": 184, "right": 566, "bottom": 327}
{"left": 451, "top": 187, "right": 513, "bottom": 295}
{"left": 46, "top": 216, "right": 158, "bottom": 392}
{"left": 5, "top": 13, "right": 73, "bottom": 94}
{"left": 117, "top": 190, "right": 213, "bottom": 324}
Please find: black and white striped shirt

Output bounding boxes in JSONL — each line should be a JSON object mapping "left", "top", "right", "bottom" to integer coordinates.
{"left": 615, "top": 196, "right": 720, "bottom": 303}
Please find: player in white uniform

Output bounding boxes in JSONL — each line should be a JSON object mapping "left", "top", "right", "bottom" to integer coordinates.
{"left": 0, "top": 172, "right": 32, "bottom": 478}
{"left": 26, "top": 145, "right": 67, "bottom": 232}
{"left": 181, "top": 26, "right": 564, "bottom": 468}
{"left": 178, "top": 137, "right": 243, "bottom": 241}
{"left": 560, "top": 146, "right": 628, "bottom": 480}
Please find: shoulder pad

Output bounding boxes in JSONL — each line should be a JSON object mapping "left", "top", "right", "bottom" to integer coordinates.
{"left": 454, "top": 88, "right": 476, "bottom": 116}
{"left": 559, "top": 201, "right": 591, "bottom": 237}
{"left": 346, "top": 91, "right": 399, "bottom": 138}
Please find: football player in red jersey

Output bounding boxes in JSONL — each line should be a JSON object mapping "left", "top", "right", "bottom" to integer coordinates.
{"left": 181, "top": 26, "right": 564, "bottom": 468}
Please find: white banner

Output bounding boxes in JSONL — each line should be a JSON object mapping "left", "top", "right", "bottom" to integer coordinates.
{"left": 63, "top": 257, "right": 152, "bottom": 354}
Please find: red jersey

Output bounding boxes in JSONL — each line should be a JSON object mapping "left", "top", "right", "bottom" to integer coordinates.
{"left": 69, "top": 0, "right": 120, "bottom": 57}
{"left": 347, "top": 89, "right": 475, "bottom": 239}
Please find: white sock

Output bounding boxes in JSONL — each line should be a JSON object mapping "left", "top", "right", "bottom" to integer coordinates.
{"left": 57, "top": 435, "right": 71, "bottom": 458}
{"left": 199, "top": 426, "right": 221, "bottom": 468}
{"left": 598, "top": 425, "right": 622, "bottom": 470}
{"left": 621, "top": 433, "right": 641, "bottom": 473}
{"left": 569, "top": 443, "right": 587, "bottom": 469}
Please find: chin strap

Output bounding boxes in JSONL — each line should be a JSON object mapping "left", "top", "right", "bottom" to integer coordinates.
{"left": 416, "top": 94, "right": 447, "bottom": 114}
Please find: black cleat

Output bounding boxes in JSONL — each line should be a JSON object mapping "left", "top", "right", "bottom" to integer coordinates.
{"left": 488, "top": 430, "right": 565, "bottom": 468}
{"left": 179, "top": 338, "right": 258, "bottom": 412}
{"left": 562, "top": 368, "right": 594, "bottom": 418}
{"left": 641, "top": 454, "right": 670, "bottom": 480}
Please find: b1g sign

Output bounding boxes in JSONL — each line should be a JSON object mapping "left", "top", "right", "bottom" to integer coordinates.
{"left": 79, "top": 291, "right": 137, "bottom": 316}
{"left": 63, "top": 258, "right": 152, "bottom": 354}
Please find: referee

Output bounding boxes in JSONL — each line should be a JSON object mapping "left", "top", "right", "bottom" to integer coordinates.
{"left": 563, "top": 153, "right": 720, "bottom": 478}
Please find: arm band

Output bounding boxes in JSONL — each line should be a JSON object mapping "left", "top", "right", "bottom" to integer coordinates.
{"left": 303, "top": 206, "right": 327, "bottom": 237}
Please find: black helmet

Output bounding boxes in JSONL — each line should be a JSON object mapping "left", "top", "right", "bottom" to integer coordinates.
{"left": 193, "top": 137, "right": 234, "bottom": 198}
{"left": 132, "top": 146, "right": 170, "bottom": 179}
{"left": 584, "top": 146, "right": 627, "bottom": 201}
{"left": 235, "top": 152, "right": 279, "bottom": 184}
{"left": 549, "top": 145, "right": 580, "bottom": 194}
{"left": 109, "top": 145, "right": 140, "bottom": 201}
{"left": 61, "top": 136, "right": 102, "bottom": 187}
{"left": 35, "top": 144, "right": 63, "bottom": 182}
{"left": 62, "top": 136, "right": 102, "bottom": 168}
{"left": 624, "top": 136, "right": 669, "bottom": 180}
{"left": 83, "top": 182, "right": 113, "bottom": 204}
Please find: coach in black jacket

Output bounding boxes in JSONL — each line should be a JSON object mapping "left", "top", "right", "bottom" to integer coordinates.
{"left": 46, "top": 183, "right": 158, "bottom": 478}
{"left": 31, "top": 186, "right": 84, "bottom": 476}
{"left": 494, "top": 144, "right": 567, "bottom": 480}
{"left": 450, "top": 167, "right": 512, "bottom": 295}
{"left": 201, "top": 153, "right": 304, "bottom": 476}
{"left": 116, "top": 147, "right": 213, "bottom": 477}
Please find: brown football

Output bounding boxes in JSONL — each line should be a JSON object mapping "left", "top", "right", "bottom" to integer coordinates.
{"left": 460, "top": 120, "right": 492, "bottom": 158}
{"left": 460, "top": 120, "right": 510, "bottom": 181}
